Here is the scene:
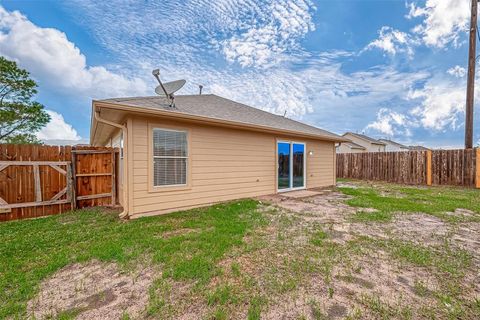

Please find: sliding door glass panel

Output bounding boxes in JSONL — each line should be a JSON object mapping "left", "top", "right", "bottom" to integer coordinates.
{"left": 277, "top": 142, "right": 290, "bottom": 190}
{"left": 292, "top": 143, "right": 305, "bottom": 188}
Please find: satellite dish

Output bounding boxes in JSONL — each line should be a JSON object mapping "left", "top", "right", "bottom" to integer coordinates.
{"left": 151, "top": 68, "right": 186, "bottom": 107}
{"left": 155, "top": 79, "right": 186, "bottom": 96}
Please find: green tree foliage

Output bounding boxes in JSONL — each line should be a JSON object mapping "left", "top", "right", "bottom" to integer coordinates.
{"left": 0, "top": 56, "right": 50, "bottom": 144}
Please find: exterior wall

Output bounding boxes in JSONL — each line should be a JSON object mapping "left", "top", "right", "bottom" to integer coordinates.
{"left": 304, "top": 138, "right": 336, "bottom": 189}
{"left": 336, "top": 143, "right": 365, "bottom": 154}
{"left": 343, "top": 133, "right": 385, "bottom": 152}
{"left": 383, "top": 143, "right": 409, "bottom": 152}
{"left": 127, "top": 116, "right": 336, "bottom": 217}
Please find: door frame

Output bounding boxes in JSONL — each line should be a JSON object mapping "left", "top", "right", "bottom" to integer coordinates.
{"left": 276, "top": 140, "right": 307, "bottom": 193}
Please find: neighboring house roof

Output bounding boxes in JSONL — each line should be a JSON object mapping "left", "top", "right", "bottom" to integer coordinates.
{"left": 339, "top": 141, "right": 366, "bottom": 150}
{"left": 409, "top": 145, "right": 430, "bottom": 151}
{"left": 342, "top": 132, "right": 386, "bottom": 145}
{"left": 93, "top": 94, "right": 346, "bottom": 144}
{"left": 378, "top": 139, "right": 409, "bottom": 149}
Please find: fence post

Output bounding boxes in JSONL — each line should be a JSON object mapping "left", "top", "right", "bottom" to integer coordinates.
{"left": 70, "top": 151, "right": 77, "bottom": 210}
{"left": 426, "top": 150, "right": 432, "bottom": 186}
{"left": 476, "top": 148, "right": 480, "bottom": 189}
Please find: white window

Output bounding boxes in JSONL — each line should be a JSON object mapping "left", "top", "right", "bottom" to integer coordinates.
{"left": 153, "top": 128, "right": 188, "bottom": 186}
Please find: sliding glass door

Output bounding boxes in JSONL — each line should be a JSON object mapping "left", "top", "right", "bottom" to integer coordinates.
{"left": 277, "top": 141, "right": 305, "bottom": 191}
{"left": 292, "top": 143, "right": 305, "bottom": 188}
{"left": 277, "top": 142, "right": 290, "bottom": 190}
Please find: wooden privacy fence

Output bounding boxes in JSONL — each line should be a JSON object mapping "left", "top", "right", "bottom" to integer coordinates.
{"left": 336, "top": 148, "right": 480, "bottom": 188}
{"left": 0, "top": 144, "right": 119, "bottom": 222}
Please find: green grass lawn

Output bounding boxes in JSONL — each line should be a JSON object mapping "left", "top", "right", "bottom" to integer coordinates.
{"left": 0, "top": 200, "right": 263, "bottom": 319}
{"left": 338, "top": 180, "right": 480, "bottom": 222}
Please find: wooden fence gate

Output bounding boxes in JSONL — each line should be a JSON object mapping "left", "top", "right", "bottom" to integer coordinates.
{"left": 0, "top": 144, "right": 119, "bottom": 222}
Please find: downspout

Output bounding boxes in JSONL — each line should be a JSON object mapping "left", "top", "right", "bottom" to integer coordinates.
{"left": 94, "top": 110, "right": 129, "bottom": 219}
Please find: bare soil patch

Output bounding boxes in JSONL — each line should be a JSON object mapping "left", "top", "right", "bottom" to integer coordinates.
{"left": 27, "top": 260, "right": 155, "bottom": 319}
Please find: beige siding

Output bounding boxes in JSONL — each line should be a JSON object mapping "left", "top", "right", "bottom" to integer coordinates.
{"left": 128, "top": 116, "right": 335, "bottom": 217}
{"left": 336, "top": 143, "right": 365, "bottom": 154}
{"left": 305, "top": 139, "right": 336, "bottom": 188}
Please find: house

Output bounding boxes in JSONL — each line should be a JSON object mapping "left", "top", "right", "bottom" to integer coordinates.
{"left": 90, "top": 94, "right": 346, "bottom": 218}
{"left": 409, "top": 145, "right": 430, "bottom": 151}
{"left": 378, "top": 139, "right": 410, "bottom": 152}
{"left": 335, "top": 141, "right": 366, "bottom": 153}
{"left": 337, "top": 132, "right": 386, "bottom": 153}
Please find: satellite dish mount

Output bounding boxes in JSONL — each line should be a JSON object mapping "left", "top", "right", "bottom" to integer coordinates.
{"left": 151, "top": 69, "right": 186, "bottom": 108}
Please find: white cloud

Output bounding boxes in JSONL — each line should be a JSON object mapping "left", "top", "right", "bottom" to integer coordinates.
{"left": 0, "top": 6, "right": 149, "bottom": 99}
{"left": 407, "top": 0, "right": 469, "bottom": 47}
{"left": 365, "top": 108, "right": 413, "bottom": 136}
{"left": 219, "top": 0, "right": 316, "bottom": 67}
{"left": 204, "top": 63, "right": 429, "bottom": 121}
{"left": 68, "top": 0, "right": 316, "bottom": 69}
{"left": 367, "top": 1, "right": 470, "bottom": 56}
{"left": 36, "top": 110, "right": 81, "bottom": 141}
{"left": 365, "top": 73, "right": 474, "bottom": 137}
{"left": 366, "top": 77, "right": 468, "bottom": 136}
{"left": 408, "top": 81, "right": 466, "bottom": 130}
{"left": 365, "top": 26, "right": 417, "bottom": 56}
{"left": 447, "top": 65, "right": 466, "bottom": 78}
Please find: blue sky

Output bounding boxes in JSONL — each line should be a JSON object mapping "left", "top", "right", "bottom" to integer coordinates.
{"left": 0, "top": 0, "right": 478, "bottom": 147}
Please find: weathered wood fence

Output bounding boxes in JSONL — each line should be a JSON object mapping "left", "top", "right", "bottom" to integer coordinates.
{"left": 0, "top": 144, "right": 119, "bottom": 222}
{"left": 336, "top": 149, "right": 480, "bottom": 188}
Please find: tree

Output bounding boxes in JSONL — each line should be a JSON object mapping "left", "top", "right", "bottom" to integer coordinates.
{"left": 0, "top": 56, "right": 50, "bottom": 144}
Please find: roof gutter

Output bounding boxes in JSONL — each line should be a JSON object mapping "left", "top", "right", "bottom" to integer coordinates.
{"left": 94, "top": 110, "right": 130, "bottom": 219}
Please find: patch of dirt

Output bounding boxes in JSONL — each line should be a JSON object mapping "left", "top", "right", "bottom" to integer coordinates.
{"left": 260, "top": 192, "right": 453, "bottom": 248}
{"left": 451, "top": 222, "right": 480, "bottom": 264}
{"left": 151, "top": 278, "right": 209, "bottom": 320}
{"left": 336, "top": 182, "right": 361, "bottom": 189}
{"left": 327, "top": 303, "right": 348, "bottom": 318}
{"left": 447, "top": 208, "right": 477, "bottom": 217}
{"left": 379, "top": 190, "right": 406, "bottom": 198}
{"left": 337, "top": 275, "right": 375, "bottom": 290}
{"left": 27, "top": 260, "right": 155, "bottom": 320}
{"left": 350, "top": 213, "right": 450, "bottom": 246}
{"left": 161, "top": 228, "right": 198, "bottom": 238}
{"left": 259, "top": 191, "right": 356, "bottom": 225}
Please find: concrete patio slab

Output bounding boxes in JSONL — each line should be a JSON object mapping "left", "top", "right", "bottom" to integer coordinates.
{"left": 278, "top": 190, "right": 322, "bottom": 198}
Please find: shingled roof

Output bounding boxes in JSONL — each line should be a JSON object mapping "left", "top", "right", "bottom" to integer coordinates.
{"left": 97, "top": 94, "right": 345, "bottom": 141}
{"left": 343, "top": 132, "right": 386, "bottom": 145}
{"left": 342, "top": 141, "right": 366, "bottom": 150}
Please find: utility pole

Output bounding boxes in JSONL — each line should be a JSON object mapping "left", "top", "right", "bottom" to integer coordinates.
{"left": 465, "top": 0, "right": 478, "bottom": 149}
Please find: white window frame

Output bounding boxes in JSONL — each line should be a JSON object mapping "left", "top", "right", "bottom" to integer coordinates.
{"left": 152, "top": 127, "right": 189, "bottom": 188}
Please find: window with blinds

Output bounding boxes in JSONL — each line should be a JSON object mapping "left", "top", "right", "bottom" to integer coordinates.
{"left": 153, "top": 128, "right": 188, "bottom": 186}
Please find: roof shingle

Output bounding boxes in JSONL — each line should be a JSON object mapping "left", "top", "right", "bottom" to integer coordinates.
{"left": 343, "top": 132, "right": 386, "bottom": 145}
{"left": 98, "top": 94, "right": 344, "bottom": 141}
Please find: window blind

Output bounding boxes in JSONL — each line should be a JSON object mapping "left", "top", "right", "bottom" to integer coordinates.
{"left": 153, "top": 129, "right": 187, "bottom": 186}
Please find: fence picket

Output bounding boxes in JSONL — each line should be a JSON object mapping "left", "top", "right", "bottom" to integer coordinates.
{"left": 0, "top": 144, "right": 119, "bottom": 221}
{"left": 336, "top": 149, "right": 478, "bottom": 188}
